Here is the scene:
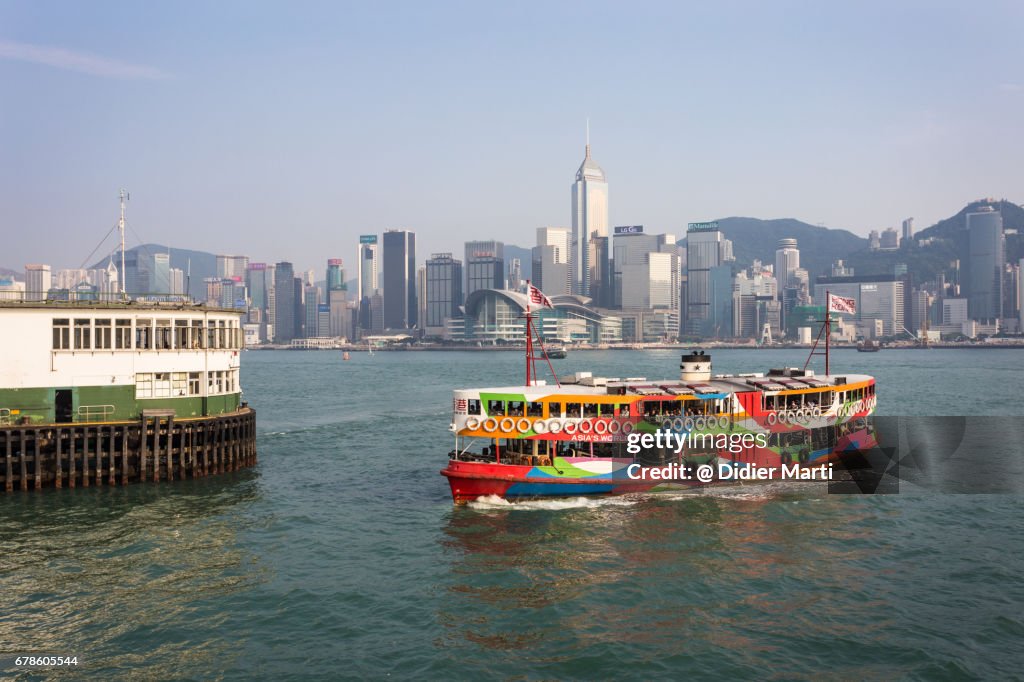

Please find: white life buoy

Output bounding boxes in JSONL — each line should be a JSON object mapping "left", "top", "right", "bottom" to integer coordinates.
{"left": 684, "top": 417, "right": 695, "bottom": 431}
{"left": 548, "top": 419, "right": 563, "bottom": 434}
{"left": 482, "top": 418, "right": 498, "bottom": 432}
{"left": 533, "top": 419, "right": 549, "bottom": 434}
{"left": 594, "top": 420, "right": 609, "bottom": 435}
{"left": 579, "top": 420, "right": 594, "bottom": 434}
{"left": 499, "top": 417, "right": 515, "bottom": 432}
{"left": 517, "top": 418, "right": 532, "bottom": 433}
{"left": 564, "top": 421, "right": 578, "bottom": 435}
{"left": 694, "top": 416, "right": 706, "bottom": 431}
{"left": 608, "top": 420, "right": 622, "bottom": 434}
{"left": 465, "top": 417, "right": 480, "bottom": 430}
{"left": 622, "top": 421, "right": 634, "bottom": 434}
{"left": 663, "top": 419, "right": 674, "bottom": 431}
{"left": 796, "top": 409, "right": 807, "bottom": 423}
{"left": 767, "top": 411, "right": 778, "bottom": 426}
{"left": 812, "top": 406, "right": 822, "bottom": 418}
{"left": 673, "top": 417, "right": 687, "bottom": 432}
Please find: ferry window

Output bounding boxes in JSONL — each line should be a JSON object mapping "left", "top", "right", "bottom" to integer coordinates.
{"left": 174, "top": 320, "right": 188, "bottom": 349}
{"left": 527, "top": 402, "right": 543, "bottom": 417}
{"left": 565, "top": 402, "right": 582, "bottom": 418}
{"left": 191, "top": 320, "right": 204, "bottom": 349}
{"left": 216, "top": 371, "right": 225, "bottom": 394}
{"left": 172, "top": 372, "right": 188, "bottom": 396}
{"left": 582, "top": 403, "right": 598, "bottom": 417}
{"left": 487, "top": 400, "right": 505, "bottom": 416}
{"left": 115, "top": 320, "right": 132, "bottom": 349}
{"left": 94, "top": 319, "right": 112, "bottom": 349}
{"left": 467, "top": 399, "right": 481, "bottom": 415}
{"left": 153, "top": 372, "right": 171, "bottom": 397}
{"left": 156, "top": 320, "right": 172, "bottom": 350}
{"left": 547, "top": 402, "right": 562, "bottom": 418}
{"left": 218, "top": 321, "right": 228, "bottom": 349}
{"left": 188, "top": 372, "right": 201, "bottom": 396}
{"left": 74, "top": 319, "right": 91, "bottom": 350}
{"left": 207, "top": 324, "right": 218, "bottom": 349}
{"left": 135, "top": 373, "right": 153, "bottom": 398}
{"left": 618, "top": 404, "right": 631, "bottom": 417}
{"left": 508, "top": 401, "right": 525, "bottom": 417}
{"left": 136, "top": 319, "right": 152, "bottom": 350}
{"left": 52, "top": 319, "right": 70, "bottom": 350}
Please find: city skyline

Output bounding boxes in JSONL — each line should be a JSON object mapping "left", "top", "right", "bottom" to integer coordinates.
{"left": 3, "top": 2, "right": 1024, "bottom": 272}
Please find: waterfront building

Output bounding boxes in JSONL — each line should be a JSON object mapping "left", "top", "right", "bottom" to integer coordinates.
{"left": 304, "top": 285, "right": 321, "bottom": 338}
{"left": 814, "top": 275, "right": 904, "bottom": 337}
{"left": 588, "top": 235, "right": 611, "bottom": 308}
{"left": 357, "top": 235, "right": 379, "bottom": 330}
{"left": 425, "top": 253, "right": 463, "bottom": 336}
{"left": 733, "top": 269, "right": 780, "bottom": 340}
{"left": 942, "top": 298, "right": 968, "bottom": 325}
{"left": 570, "top": 137, "right": 608, "bottom": 297}
{"left": 382, "top": 230, "right": 416, "bottom": 330}
{"left": 774, "top": 238, "right": 800, "bottom": 295}
{"left": 24, "top": 264, "right": 51, "bottom": 302}
{"left": 464, "top": 240, "right": 504, "bottom": 299}
{"left": 684, "top": 222, "right": 725, "bottom": 336}
{"left": 507, "top": 258, "right": 522, "bottom": 291}
{"left": 217, "top": 255, "right": 250, "bottom": 280}
{"left": 326, "top": 259, "right": 346, "bottom": 303}
{"left": 151, "top": 253, "right": 171, "bottom": 295}
{"left": 447, "top": 290, "right": 621, "bottom": 344}
{"left": 273, "top": 262, "right": 299, "bottom": 343}
{"left": 966, "top": 207, "right": 1005, "bottom": 321}
{"left": 533, "top": 227, "right": 571, "bottom": 296}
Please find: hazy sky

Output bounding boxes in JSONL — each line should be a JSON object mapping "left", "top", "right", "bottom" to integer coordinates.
{"left": 2, "top": 1, "right": 1023, "bottom": 274}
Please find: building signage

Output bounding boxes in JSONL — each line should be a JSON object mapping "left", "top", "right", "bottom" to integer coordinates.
{"left": 359, "top": 235, "right": 378, "bottom": 244}
{"left": 687, "top": 222, "right": 720, "bottom": 232}
{"left": 613, "top": 225, "right": 644, "bottom": 235}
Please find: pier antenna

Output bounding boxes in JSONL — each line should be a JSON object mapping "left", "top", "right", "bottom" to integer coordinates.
{"left": 118, "top": 189, "right": 129, "bottom": 300}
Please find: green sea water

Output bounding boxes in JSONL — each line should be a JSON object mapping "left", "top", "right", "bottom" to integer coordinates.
{"left": 1, "top": 349, "right": 1023, "bottom": 680}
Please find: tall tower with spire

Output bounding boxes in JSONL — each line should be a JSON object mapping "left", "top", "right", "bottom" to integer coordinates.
{"left": 570, "top": 123, "right": 608, "bottom": 297}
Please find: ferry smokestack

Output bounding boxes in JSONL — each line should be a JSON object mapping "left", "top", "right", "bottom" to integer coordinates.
{"left": 680, "top": 350, "right": 712, "bottom": 382}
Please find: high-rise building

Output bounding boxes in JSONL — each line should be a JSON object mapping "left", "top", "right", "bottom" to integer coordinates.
{"left": 382, "top": 230, "right": 416, "bottom": 329}
{"left": 464, "top": 240, "right": 504, "bottom": 299}
{"left": 273, "top": 262, "right": 298, "bottom": 343}
{"left": 217, "top": 255, "right": 250, "bottom": 280}
{"left": 326, "top": 259, "right": 346, "bottom": 303}
{"left": 902, "top": 217, "right": 914, "bottom": 243}
{"left": 733, "top": 269, "right": 780, "bottom": 339}
{"left": 24, "top": 264, "right": 51, "bottom": 301}
{"left": 151, "top": 253, "right": 171, "bottom": 295}
{"left": 684, "top": 223, "right": 725, "bottom": 335}
{"left": 814, "top": 275, "right": 904, "bottom": 337}
{"left": 966, "top": 207, "right": 1005, "bottom": 321}
{"left": 425, "top": 253, "right": 463, "bottom": 334}
{"left": 169, "top": 268, "right": 185, "bottom": 296}
{"left": 588, "top": 235, "right": 610, "bottom": 307}
{"left": 880, "top": 228, "right": 900, "bottom": 250}
{"left": 507, "top": 258, "right": 522, "bottom": 291}
{"left": 304, "top": 285, "right": 321, "bottom": 338}
{"left": 357, "top": 235, "right": 379, "bottom": 329}
{"left": 774, "top": 238, "right": 800, "bottom": 293}
{"left": 534, "top": 227, "right": 571, "bottom": 295}
{"left": 868, "top": 230, "right": 881, "bottom": 250}
{"left": 247, "top": 263, "right": 269, "bottom": 316}
{"left": 570, "top": 135, "right": 608, "bottom": 296}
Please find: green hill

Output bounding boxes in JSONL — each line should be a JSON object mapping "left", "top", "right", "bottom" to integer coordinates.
{"left": 678, "top": 217, "right": 867, "bottom": 279}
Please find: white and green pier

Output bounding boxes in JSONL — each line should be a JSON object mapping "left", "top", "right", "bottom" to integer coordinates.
{"left": 0, "top": 301, "right": 256, "bottom": 490}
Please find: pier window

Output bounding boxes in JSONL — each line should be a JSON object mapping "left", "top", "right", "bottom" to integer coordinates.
{"left": 115, "top": 319, "right": 132, "bottom": 349}
{"left": 94, "top": 319, "right": 112, "bottom": 349}
{"left": 207, "top": 324, "right": 218, "bottom": 349}
{"left": 153, "top": 372, "right": 172, "bottom": 397}
{"left": 136, "top": 319, "right": 153, "bottom": 350}
{"left": 172, "top": 372, "right": 188, "bottom": 396}
{"left": 190, "top": 320, "right": 204, "bottom": 349}
{"left": 52, "top": 319, "right": 70, "bottom": 350}
{"left": 547, "top": 401, "right": 562, "bottom": 418}
{"left": 174, "top": 320, "right": 189, "bottom": 349}
{"left": 188, "top": 372, "right": 201, "bottom": 395}
{"left": 467, "top": 399, "right": 481, "bottom": 416}
{"left": 486, "top": 400, "right": 505, "bottom": 416}
{"left": 135, "top": 373, "right": 154, "bottom": 398}
{"left": 218, "top": 321, "right": 228, "bottom": 349}
{"left": 74, "top": 319, "right": 91, "bottom": 350}
{"left": 156, "top": 320, "right": 172, "bottom": 350}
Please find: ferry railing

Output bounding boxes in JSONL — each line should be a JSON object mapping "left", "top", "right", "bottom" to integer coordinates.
{"left": 77, "top": 405, "right": 115, "bottom": 422}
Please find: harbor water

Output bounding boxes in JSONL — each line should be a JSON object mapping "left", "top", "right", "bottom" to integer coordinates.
{"left": 2, "top": 349, "right": 1023, "bottom": 679}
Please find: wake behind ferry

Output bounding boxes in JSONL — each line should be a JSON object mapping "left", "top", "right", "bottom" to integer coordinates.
{"left": 440, "top": 287, "right": 876, "bottom": 504}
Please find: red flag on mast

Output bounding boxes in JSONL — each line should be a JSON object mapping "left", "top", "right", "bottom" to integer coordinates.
{"left": 528, "top": 283, "right": 553, "bottom": 309}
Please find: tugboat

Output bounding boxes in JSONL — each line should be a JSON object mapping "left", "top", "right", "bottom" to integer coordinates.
{"left": 440, "top": 287, "right": 876, "bottom": 503}
{"left": 856, "top": 339, "right": 880, "bottom": 352}
{"left": 545, "top": 346, "right": 568, "bottom": 359}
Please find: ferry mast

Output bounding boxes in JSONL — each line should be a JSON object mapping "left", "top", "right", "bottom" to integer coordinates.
{"left": 118, "top": 188, "right": 128, "bottom": 301}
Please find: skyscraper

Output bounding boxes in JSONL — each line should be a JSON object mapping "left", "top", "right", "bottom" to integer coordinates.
{"left": 966, "top": 207, "right": 1005, "bottom": 321}
{"left": 357, "top": 235, "right": 379, "bottom": 330}
{"left": 902, "top": 218, "right": 914, "bottom": 243}
{"left": 151, "top": 253, "right": 171, "bottom": 295}
{"left": 217, "top": 255, "right": 250, "bottom": 280}
{"left": 273, "top": 261, "right": 297, "bottom": 343}
{"left": 684, "top": 223, "right": 725, "bottom": 335}
{"left": 382, "top": 230, "right": 416, "bottom": 329}
{"left": 570, "top": 132, "right": 608, "bottom": 296}
{"left": 464, "top": 240, "right": 504, "bottom": 299}
{"left": 425, "top": 253, "right": 463, "bottom": 333}
{"left": 326, "top": 259, "right": 346, "bottom": 303}
{"left": 534, "top": 227, "right": 571, "bottom": 296}
{"left": 774, "top": 238, "right": 799, "bottom": 294}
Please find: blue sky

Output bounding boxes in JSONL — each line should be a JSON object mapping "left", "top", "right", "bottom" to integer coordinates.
{"left": 2, "top": 0, "right": 1022, "bottom": 274}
